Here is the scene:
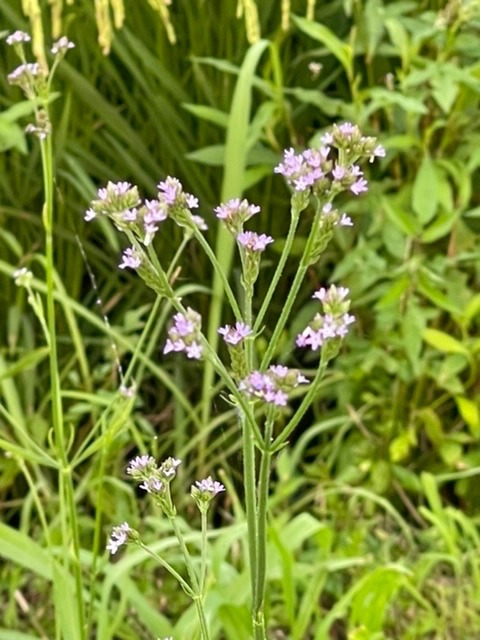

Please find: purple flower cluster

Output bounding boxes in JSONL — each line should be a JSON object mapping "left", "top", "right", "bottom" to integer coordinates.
{"left": 119, "top": 246, "right": 142, "bottom": 270}
{"left": 85, "top": 177, "right": 205, "bottom": 246}
{"left": 215, "top": 198, "right": 260, "bottom": 235}
{"left": 218, "top": 321, "right": 252, "bottom": 345}
{"left": 191, "top": 476, "right": 225, "bottom": 512}
{"left": 106, "top": 522, "right": 134, "bottom": 555}
{"left": 127, "top": 455, "right": 182, "bottom": 495}
{"left": 237, "top": 231, "right": 274, "bottom": 253}
{"left": 239, "top": 365, "right": 309, "bottom": 407}
{"left": 274, "top": 122, "right": 385, "bottom": 198}
{"left": 6, "top": 30, "right": 31, "bottom": 45}
{"left": 296, "top": 285, "right": 355, "bottom": 351}
{"left": 163, "top": 308, "right": 203, "bottom": 360}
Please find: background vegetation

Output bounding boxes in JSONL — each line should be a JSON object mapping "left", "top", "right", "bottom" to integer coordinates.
{"left": 0, "top": 0, "right": 479, "bottom": 638}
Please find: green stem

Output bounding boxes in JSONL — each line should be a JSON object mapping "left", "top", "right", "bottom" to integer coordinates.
{"left": 40, "top": 132, "right": 85, "bottom": 638}
{"left": 169, "top": 517, "right": 210, "bottom": 640}
{"left": 260, "top": 207, "right": 320, "bottom": 370}
{"left": 200, "top": 509, "right": 208, "bottom": 594}
{"left": 241, "top": 408, "right": 258, "bottom": 618}
{"left": 254, "top": 202, "right": 301, "bottom": 333}
{"left": 138, "top": 542, "right": 194, "bottom": 597}
{"left": 252, "top": 413, "right": 274, "bottom": 640}
{"left": 192, "top": 227, "right": 242, "bottom": 320}
{"left": 273, "top": 352, "right": 328, "bottom": 450}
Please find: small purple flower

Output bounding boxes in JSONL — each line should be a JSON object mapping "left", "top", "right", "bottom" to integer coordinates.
{"left": 193, "top": 476, "right": 225, "bottom": 497}
{"left": 119, "top": 246, "right": 141, "bottom": 270}
{"left": 140, "top": 477, "right": 165, "bottom": 494}
{"left": 369, "top": 145, "right": 386, "bottom": 162}
{"left": 7, "top": 63, "right": 41, "bottom": 85}
{"left": 350, "top": 177, "right": 368, "bottom": 195}
{"left": 164, "top": 308, "right": 203, "bottom": 360}
{"left": 6, "top": 31, "right": 31, "bottom": 45}
{"left": 338, "top": 213, "right": 353, "bottom": 226}
{"left": 191, "top": 476, "right": 225, "bottom": 512}
{"left": 275, "top": 147, "right": 330, "bottom": 194}
{"left": 214, "top": 198, "right": 260, "bottom": 234}
{"left": 239, "top": 366, "right": 308, "bottom": 407}
{"left": 106, "top": 522, "right": 133, "bottom": 555}
{"left": 159, "top": 457, "right": 182, "bottom": 480}
{"left": 237, "top": 231, "right": 273, "bottom": 252}
{"left": 297, "top": 284, "right": 355, "bottom": 351}
{"left": 51, "top": 37, "right": 75, "bottom": 55}
{"left": 127, "top": 455, "right": 157, "bottom": 476}
{"left": 218, "top": 321, "right": 252, "bottom": 345}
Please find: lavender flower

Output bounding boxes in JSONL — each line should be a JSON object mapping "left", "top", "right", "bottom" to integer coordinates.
{"left": 106, "top": 522, "right": 135, "bottom": 555}
{"left": 274, "top": 146, "right": 330, "bottom": 194}
{"left": 239, "top": 366, "right": 308, "bottom": 407}
{"left": 157, "top": 177, "right": 205, "bottom": 230}
{"left": 296, "top": 284, "right": 355, "bottom": 351}
{"left": 164, "top": 308, "right": 203, "bottom": 360}
{"left": 237, "top": 231, "right": 274, "bottom": 253}
{"left": 85, "top": 181, "right": 141, "bottom": 226}
{"left": 193, "top": 476, "right": 225, "bottom": 496}
{"left": 127, "top": 455, "right": 157, "bottom": 477}
{"left": 214, "top": 198, "right": 260, "bottom": 234}
{"left": 218, "top": 321, "right": 252, "bottom": 345}
{"left": 6, "top": 31, "right": 31, "bottom": 45}
{"left": 7, "top": 62, "right": 42, "bottom": 85}
{"left": 119, "top": 246, "right": 142, "bottom": 270}
{"left": 191, "top": 476, "right": 225, "bottom": 512}
{"left": 51, "top": 37, "right": 75, "bottom": 55}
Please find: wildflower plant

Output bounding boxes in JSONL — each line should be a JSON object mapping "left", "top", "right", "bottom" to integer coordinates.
{"left": 4, "top": 26, "right": 383, "bottom": 640}
{"left": 90, "top": 122, "right": 384, "bottom": 638}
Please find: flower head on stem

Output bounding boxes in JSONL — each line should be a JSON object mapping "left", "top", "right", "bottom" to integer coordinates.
{"left": 163, "top": 308, "right": 203, "bottom": 360}
{"left": 296, "top": 284, "right": 355, "bottom": 355}
{"left": 215, "top": 198, "right": 261, "bottom": 235}
{"left": 239, "top": 366, "right": 308, "bottom": 407}
{"left": 106, "top": 522, "right": 138, "bottom": 555}
{"left": 191, "top": 476, "right": 225, "bottom": 513}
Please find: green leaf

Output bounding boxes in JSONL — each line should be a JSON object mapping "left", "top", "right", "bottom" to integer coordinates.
{"left": 0, "top": 117, "right": 27, "bottom": 153}
{"left": 292, "top": 15, "right": 353, "bottom": 78}
{"left": 0, "top": 523, "right": 52, "bottom": 578}
{"left": 439, "top": 439, "right": 463, "bottom": 466}
{"left": 0, "top": 347, "right": 50, "bottom": 381}
{"left": 350, "top": 566, "right": 408, "bottom": 632}
{"left": 182, "top": 103, "right": 229, "bottom": 128}
{"left": 185, "top": 144, "right": 225, "bottom": 165}
{"left": 381, "top": 196, "right": 420, "bottom": 237}
{"left": 423, "top": 328, "right": 468, "bottom": 355}
{"left": 455, "top": 396, "right": 480, "bottom": 437}
{"left": 412, "top": 156, "right": 438, "bottom": 224}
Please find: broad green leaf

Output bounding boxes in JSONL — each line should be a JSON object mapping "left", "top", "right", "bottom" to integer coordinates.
{"left": 367, "top": 87, "right": 428, "bottom": 115}
{"left": 185, "top": 144, "right": 225, "bottom": 165}
{"left": 439, "top": 440, "right": 463, "bottom": 466}
{"left": 412, "top": 156, "right": 438, "bottom": 224}
{"left": 292, "top": 15, "right": 353, "bottom": 78}
{"left": 0, "top": 117, "right": 27, "bottom": 153}
{"left": 381, "top": 196, "right": 420, "bottom": 237}
{"left": 182, "top": 103, "right": 229, "bottom": 128}
{"left": 423, "top": 328, "right": 468, "bottom": 355}
{"left": 350, "top": 566, "right": 408, "bottom": 632}
{"left": 417, "top": 407, "right": 444, "bottom": 446}
{"left": 455, "top": 396, "right": 480, "bottom": 437}
{"left": 421, "top": 210, "right": 457, "bottom": 243}
{"left": 0, "top": 347, "right": 50, "bottom": 381}
{"left": 0, "top": 523, "right": 52, "bottom": 579}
